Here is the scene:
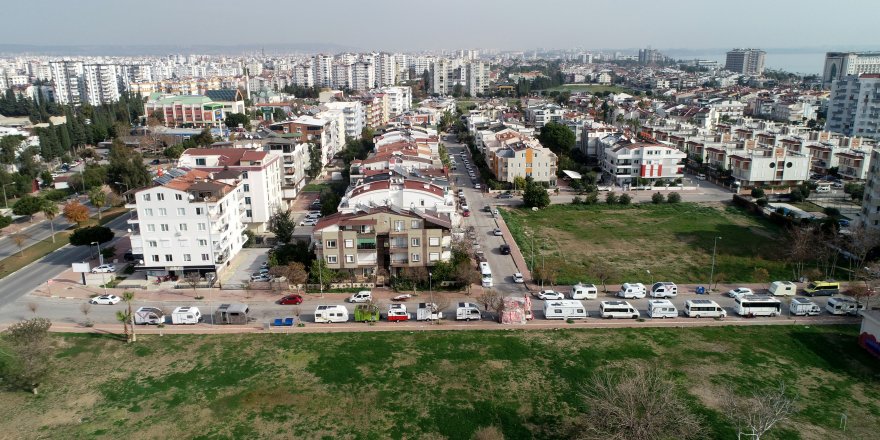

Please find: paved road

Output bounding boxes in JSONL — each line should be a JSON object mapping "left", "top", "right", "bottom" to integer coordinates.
{"left": 0, "top": 213, "right": 131, "bottom": 309}
{"left": 0, "top": 200, "right": 100, "bottom": 259}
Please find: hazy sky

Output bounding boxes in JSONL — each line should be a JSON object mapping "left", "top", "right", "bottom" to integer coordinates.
{"left": 4, "top": 0, "right": 878, "bottom": 52}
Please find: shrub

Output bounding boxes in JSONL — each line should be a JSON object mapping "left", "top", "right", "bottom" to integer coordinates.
{"left": 605, "top": 192, "right": 618, "bottom": 205}
{"left": 824, "top": 207, "right": 840, "bottom": 217}
{"left": 651, "top": 192, "right": 665, "bottom": 204}
{"left": 666, "top": 192, "right": 681, "bottom": 203}
{"left": 585, "top": 192, "right": 599, "bottom": 205}
{"left": 756, "top": 198, "right": 769, "bottom": 207}
{"left": 571, "top": 196, "right": 583, "bottom": 205}
{"left": 619, "top": 194, "right": 632, "bottom": 205}
{"left": 751, "top": 188, "right": 765, "bottom": 199}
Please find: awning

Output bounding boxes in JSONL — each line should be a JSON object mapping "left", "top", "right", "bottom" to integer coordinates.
{"left": 561, "top": 170, "right": 582, "bottom": 180}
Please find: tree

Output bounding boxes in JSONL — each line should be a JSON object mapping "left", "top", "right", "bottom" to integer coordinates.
{"left": 588, "top": 260, "right": 618, "bottom": 293}
{"left": 666, "top": 192, "right": 681, "bottom": 203}
{"left": 88, "top": 189, "right": 107, "bottom": 220}
{"left": 307, "top": 144, "right": 323, "bottom": 179}
{"left": 319, "top": 189, "right": 340, "bottom": 217}
{"left": 191, "top": 128, "right": 215, "bottom": 146}
{"left": 537, "top": 122, "right": 576, "bottom": 155}
{"left": 39, "top": 170, "right": 53, "bottom": 187}
{"left": 751, "top": 188, "right": 765, "bottom": 199}
{"left": 121, "top": 291, "right": 136, "bottom": 343}
{"left": 269, "top": 209, "right": 296, "bottom": 244}
{"left": 753, "top": 267, "right": 770, "bottom": 284}
{"left": 40, "top": 200, "right": 59, "bottom": 243}
{"left": 651, "top": 192, "right": 665, "bottom": 204}
{"left": 115, "top": 310, "right": 131, "bottom": 344}
{"left": 533, "top": 264, "right": 558, "bottom": 287}
{"left": 107, "top": 144, "right": 150, "bottom": 194}
{"left": 184, "top": 273, "right": 202, "bottom": 294}
{"left": 224, "top": 113, "right": 250, "bottom": 131}
{"left": 63, "top": 200, "right": 90, "bottom": 226}
{"left": 576, "top": 365, "right": 705, "bottom": 440}
{"left": 69, "top": 226, "right": 114, "bottom": 246}
{"left": 0, "top": 318, "right": 53, "bottom": 394}
{"left": 605, "top": 192, "right": 618, "bottom": 205}
{"left": 269, "top": 261, "right": 308, "bottom": 285}
{"left": 309, "top": 259, "right": 337, "bottom": 290}
{"left": 12, "top": 195, "right": 44, "bottom": 221}
{"left": 454, "top": 262, "right": 481, "bottom": 294}
{"left": 476, "top": 289, "right": 503, "bottom": 321}
{"left": 163, "top": 144, "right": 184, "bottom": 161}
{"left": 513, "top": 176, "right": 527, "bottom": 192}
{"left": 844, "top": 223, "right": 880, "bottom": 273}
{"left": 618, "top": 193, "right": 632, "bottom": 205}
{"left": 11, "top": 232, "right": 28, "bottom": 257}
{"left": 79, "top": 303, "right": 92, "bottom": 327}
{"left": 723, "top": 382, "right": 798, "bottom": 440}
{"left": 523, "top": 181, "right": 550, "bottom": 208}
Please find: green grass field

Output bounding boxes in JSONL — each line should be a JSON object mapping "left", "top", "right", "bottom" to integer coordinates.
{"left": 0, "top": 326, "right": 877, "bottom": 439}
{"left": 502, "top": 202, "right": 790, "bottom": 285}
{"left": 544, "top": 84, "right": 633, "bottom": 94}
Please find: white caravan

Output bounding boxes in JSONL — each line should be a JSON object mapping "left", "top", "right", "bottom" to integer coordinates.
{"left": 789, "top": 297, "right": 821, "bottom": 316}
{"left": 734, "top": 295, "right": 783, "bottom": 317}
{"left": 646, "top": 299, "right": 678, "bottom": 318}
{"left": 826, "top": 297, "right": 864, "bottom": 316}
{"left": 570, "top": 283, "right": 598, "bottom": 300}
{"left": 416, "top": 303, "right": 444, "bottom": 321}
{"left": 768, "top": 281, "right": 797, "bottom": 296}
{"left": 684, "top": 299, "right": 727, "bottom": 318}
{"left": 617, "top": 283, "right": 646, "bottom": 299}
{"left": 455, "top": 302, "right": 482, "bottom": 321}
{"left": 649, "top": 282, "right": 678, "bottom": 298}
{"left": 543, "top": 300, "right": 588, "bottom": 320}
{"left": 314, "top": 305, "right": 350, "bottom": 323}
{"left": 171, "top": 306, "right": 202, "bottom": 325}
{"left": 134, "top": 307, "right": 165, "bottom": 325}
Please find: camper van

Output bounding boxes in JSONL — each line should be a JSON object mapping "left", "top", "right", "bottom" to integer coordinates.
{"left": 826, "top": 297, "right": 864, "bottom": 315}
{"left": 768, "top": 281, "right": 797, "bottom": 296}
{"left": 416, "top": 303, "right": 444, "bottom": 321}
{"left": 134, "top": 307, "right": 165, "bottom": 325}
{"left": 479, "top": 262, "right": 493, "bottom": 287}
{"left": 455, "top": 302, "right": 482, "bottom": 321}
{"left": 386, "top": 304, "right": 411, "bottom": 322}
{"left": 214, "top": 303, "right": 250, "bottom": 325}
{"left": 354, "top": 304, "right": 380, "bottom": 322}
{"left": 314, "top": 305, "right": 350, "bottom": 323}
{"left": 646, "top": 299, "right": 678, "bottom": 318}
{"left": 171, "top": 306, "right": 202, "bottom": 325}
{"left": 803, "top": 281, "right": 840, "bottom": 297}
{"left": 347, "top": 290, "right": 373, "bottom": 303}
{"left": 650, "top": 282, "right": 678, "bottom": 298}
{"left": 599, "top": 301, "right": 640, "bottom": 319}
{"left": 789, "top": 297, "right": 821, "bottom": 316}
{"left": 684, "top": 299, "right": 727, "bottom": 318}
{"left": 570, "top": 283, "right": 598, "bottom": 300}
{"left": 543, "top": 300, "right": 588, "bottom": 320}
{"left": 617, "top": 283, "right": 647, "bottom": 299}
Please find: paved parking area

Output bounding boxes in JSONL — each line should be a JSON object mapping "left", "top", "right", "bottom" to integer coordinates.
{"left": 220, "top": 248, "right": 270, "bottom": 287}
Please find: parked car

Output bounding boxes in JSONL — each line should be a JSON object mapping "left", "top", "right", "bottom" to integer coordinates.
{"left": 513, "top": 273, "right": 524, "bottom": 283}
{"left": 278, "top": 294, "right": 304, "bottom": 305}
{"left": 536, "top": 290, "right": 565, "bottom": 300}
{"left": 91, "top": 264, "right": 116, "bottom": 273}
{"left": 727, "top": 287, "right": 754, "bottom": 299}
{"left": 250, "top": 274, "right": 271, "bottom": 282}
{"left": 493, "top": 228, "right": 503, "bottom": 236}
{"left": 90, "top": 294, "right": 121, "bottom": 305}
{"left": 498, "top": 194, "right": 514, "bottom": 199}
{"left": 150, "top": 159, "right": 161, "bottom": 165}
{"left": 300, "top": 218, "right": 318, "bottom": 226}
{"left": 500, "top": 244, "right": 511, "bottom": 255}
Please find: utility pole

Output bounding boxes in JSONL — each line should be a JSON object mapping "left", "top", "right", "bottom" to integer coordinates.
{"left": 709, "top": 236, "right": 721, "bottom": 291}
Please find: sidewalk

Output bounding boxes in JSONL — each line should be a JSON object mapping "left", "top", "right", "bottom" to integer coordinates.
{"left": 492, "top": 209, "right": 535, "bottom": 290}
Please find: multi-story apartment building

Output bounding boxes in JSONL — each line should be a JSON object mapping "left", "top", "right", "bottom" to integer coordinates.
{"left": 177, "top": 148, "right": 283, "bottom": 232}
{"left": 725, "top": 49, "right": 766, "bottom": 75}
{"left": 264, "top": 137, "right": 310, "bottom": 203}
{"left": 490, "top": 142, "right": 558, "bottom": 185}
{"left": 600, "top": 139, "right": 687, "bottom": 185}
{"left": 126, "top": 168, "right": 247, "bottom": 279}
{"left": 375, "top": 53, "right": 397, "bottom": 87}
{"left": 728, "top": 148, "right": 810, "bottom": 186}
{"left": 272, "top": 115, "right": 341, "bottom": 168}
{"left": 351, "top": 61, "right": 375, "bottom": 91}
{"left": 50, "top": 60, "right": 84, "bottom": 105}
{"left": 82, "top": 64, "right": 120, "bottom": 106}
{"left": 380, "top": 86, "right": 412, "bottom": 117}
{"left": 292, "top": 61, "right": 315, "bottom": 87}
{"left": 823, "top": 51, "right": 880, "bottom": 87}
{"left": 466, "top": 61, "right": 490, "bottom": 97}
{"left": 525, "top": 104, "right": 565, "bottom": 128}
{"left": 314, "top": 54, "right": 334, "bottom": 88}
{"left": 323, "top": 101, "right": 365, "bottom": 139}
{"left": 836, "top": 149, "right": 871, "bottom": 181}
{"left": 860, "top": 149, "right": 880, "bottom": 229}
{"left": 312, "top": 207, "right": 453, "bottom": 280}
{"left": 826, "top": 74, "right": 880, "bottom": 141}
{"left": 338, "top": 178, "right": 455, "bottom": 217}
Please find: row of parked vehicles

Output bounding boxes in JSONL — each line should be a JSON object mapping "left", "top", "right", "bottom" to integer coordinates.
{"left": 534, "top": 280, "right": 843, "bottom": 301}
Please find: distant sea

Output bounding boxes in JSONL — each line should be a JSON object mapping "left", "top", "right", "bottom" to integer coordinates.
{"left": 664, "top": 49, "right": 828, "bottom": 75}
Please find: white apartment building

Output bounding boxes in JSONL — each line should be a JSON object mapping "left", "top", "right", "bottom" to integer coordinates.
{"left": 375, "top": 53, "right": 397, "bottom": 87}
{"left": 126, "top": 168, "right": 247, "bottom": 279}
{"left": 177, "top": 148, "right": 283, "bottom": 233}
{"left": 314, "top": 54, "right": 334, "bottom": 88}
{"left": 50, "top": 61, "right": 84, "bottom": 105}
{"left": 525, "top": 104, "right": 565, "bottom": 128}
{"left": 264, "top": 137, "right": 310, "bottom": 203}
{"left": 292, "top": 62, "right": 315, "bottom": 87}
{"left": 826, "top": 74, "right": 880, "bottom": 141}
{"left": 50, "top": 60, "right": 121, "bottom": 106}
{"left": 466, "top": 61, "right": 490, "bottom": 97}
{"left": 860, "top": 149, "right": 880, "bottom": 229}
{"left": 323, "top": 101, "right": 366, "bottom": 139}
{"left": 728, "top": 148, "right": 810, "bottom": 186}
{"left": 338, "top": 179, "right": 456, "bottom": 218}
{"left": 823, "top": 51, "right": 880, "bottom": 87}
{"left": 600, "top": 140, "right": 687, "bottom": 185}
{"left": 352, "top": 61, "right": 375, "bottom": 91}
{"left": 381, "top": 86, "right": 412, "bottom": 117}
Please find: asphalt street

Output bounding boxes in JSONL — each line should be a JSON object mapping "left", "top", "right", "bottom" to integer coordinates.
{"left": 0, "top": 200, "right": 99, "bottom": 259}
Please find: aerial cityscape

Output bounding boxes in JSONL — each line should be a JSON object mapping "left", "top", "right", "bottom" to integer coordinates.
{"left": 0, "top": 1, "right": 879, "bottom": 439}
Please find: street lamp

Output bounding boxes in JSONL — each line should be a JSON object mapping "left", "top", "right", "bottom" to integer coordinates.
{"left": 646, "top": 269, "right": 654, "bottom": 286}
{"left": 91, "top": 241, "right": 104, "bottom": 266}
{"left": 429, "top": 271, "right": 435, "bottom": 324}
{"left": 2, "top": 182, "right": 15, "bottom": 209}
{"left": 709, "top": 236, "right": 722, "bottom": 292}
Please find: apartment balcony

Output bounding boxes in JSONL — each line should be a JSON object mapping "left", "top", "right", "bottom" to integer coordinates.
{"left": 356, "top": 252, "right": 377, "bottom": 265}
{"left": 389, "top": 240, "right": 407, "bottom": 249}
{"left": 390, "top": 257, "right": 409, "bottom": 266}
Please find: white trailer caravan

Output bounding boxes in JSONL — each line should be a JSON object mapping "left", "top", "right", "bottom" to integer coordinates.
{"left": 456, "top": 302, "right": 482, "bottom": 321}
{"left": 646, "top": 299, "right": 678, "bottom": 318}
{"left": 826, "top": 297, "right": 864, "bottom": 316}
{"left": 171, "top": 306, "right": 202, "bottom": 325}
{"left": 768, "top": 281, "right": 797, "bottom": 296}
{"left": 570, "top": 283, "right": 598, "bottom": 300}
{"left": 543, "top": 300, "right": 588, "bottom": 320}
{"left": 416, "top": 303, "right": 444, "bottom": 321}
{"left": 314, "top": 305, "right": 350, "bottom": 323}
{"left": 790, "top": 297, "right": 821, "bottom": 316}
{"left": 617, "top": 283, "right": 646, "bottom": 299}
{"left": 134, "top": 307, "right": 165, "bottom": 325}
{"left": 650, "top": 282, "right": 678, "bottom": 298}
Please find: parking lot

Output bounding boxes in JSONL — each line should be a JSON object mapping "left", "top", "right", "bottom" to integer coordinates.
{"left": 219, "top": 248, "right": 270, "bottom": 287}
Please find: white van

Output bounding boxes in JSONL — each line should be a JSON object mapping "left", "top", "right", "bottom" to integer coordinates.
{"left": 347, "top": 291, "right": 373, "bottom": 303}
{"left": 599, "top": 301, "right": 640, "bottom": 319}
{"left": 570, "top": 283, "right": 598, "bottom": 300}
{"left": 816, "top": 183, "right": 831, "bottom": 193}
{"left": 768, "top": 281, "right": 796, "bottom": 296}
{"left": 790, "top": 297, "right": 821, "bottom": 316}
{"left": 314, "top": 305, "right": 349, "bottom": 323}
{"left": 826, "top": 297, "right": 864, "bottom": 316}
{"left": 646, "top": 299, "right": 678, "bottom": 318}
{"left": 617, "top": 283, "right": 646, "bottom": 299}
{"left": 543, "top": 300, "right": 588, "bottom": 320}
{"left": 650, "top": 282, "right": 678, "bottom": 298}
{"left": 455, "top": 302, "right": 482, "bottom": 321}
{"left": 171, "top": 306, "right": 202, "bottom": 324}
{"left": 684, "top": 299, "right": 727, "bottom": 318}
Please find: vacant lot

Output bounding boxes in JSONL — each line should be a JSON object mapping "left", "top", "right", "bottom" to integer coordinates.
{"left": 502, "top": 202, "right": 790, "bottom": 285}
{"left": 0, "top": 325, "right": 877, "bottom": 439}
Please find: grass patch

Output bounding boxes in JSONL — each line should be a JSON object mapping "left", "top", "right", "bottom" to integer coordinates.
{"left": 788, "top": 202, "right": 825, "bottom": 213}
{"left": 0, "top": 326, "right": 877, "bottom": 439}
{"left": 502, "top": 202, "right": 789, "bottom": 284}
{"left": 543, "top": 84, "right": 634, "bottom": 94}
{"left": 301, "top": 183, "right": 330, "bottom": 193}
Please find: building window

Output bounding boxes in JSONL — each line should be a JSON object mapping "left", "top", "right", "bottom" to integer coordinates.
{"left": 144, "top": 208, "right": 153, "bottom": 216}
{"left": 165, "top": 254, "right": 173, "bottom": 262}
{"left": 198, "top": 223, "right": 206, "bottom": 231}
{"left": 344, "top": 239, "right": 354, "bottom": 248}
{"left": 160, "top": 224, "right": 169, "bottom": 232}
{"left": 143, "top": 194, "right": 151, "bottom": 201}
{"left": 394, "top": 220, "right": 404, "bottom": 231}
{"left": 327, "top": 255, "right": 338, "bottom": 264}
{"left": 183, "top": 254, "right": 191, "bottom": 262}
{"left": 201, "top": 253, "right": 210, "bottom": 261}
{"left": 177, "top": 208, "right": 186, "bottom": 216}
{"left": 246, "top": 209, "right": 253, "bottom": 218}
{"left": 179, "top": 224, "right": 188, "bottom": 231}
{"left": 151, "top": 255, "right": 159, "bottom": 262}
{"left": 411, "top": 238, "right": 420, "bottom": 247}
{"left": 158, "top": 208, "right": 167, "bottom": 216}
{"left": 147, "top": 224, "right": 156, "bottom": 232}
{"left": 242, "top": 172, "right": 249, "bottom": 179}
{"left": 411, "top": 253, "right": 420, "bottom": 262}
{"left": 429, "top": 237, "right": 440, "bottom": 246}
{"left": 198, "top": 239, "right": 208, "bottom": 246}
{"left": 195, "top": 158, "right": 206, "bottom": 166}
{"left": 243, "top": 184, "right": 250, "bottom": 192}
{"left": 157, "top": 193, "right": 165, "bottom": 201}
{"left": 196, "top": 207, "right": 204, "bottom": 215}
{"left": 345, "top": 255, "right": 354, "bottom": 263}
{"left": 411, "top": 220, "right": 421, "bottom": 228}
{"left": 429, "top": 252, "right": 440, "bottom": 262}
{"left": 245, "top": 197, "right": 252, "bottom": 205}
{"left": 326, "top": 239, "right": 337, "bottom": 249}
{"left": 175, "top": 194, "right": 183, "bottom": 201}
{"left": 147, "top": 240, "right": 158, "bottom": 248}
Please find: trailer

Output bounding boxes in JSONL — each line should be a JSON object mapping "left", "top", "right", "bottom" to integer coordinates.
{"left": 790, "top": 297, "right": 821, "bottom": 316}
{"left": 543, "top": 300, "right": 588, "bottom": 320}
{"left": 826, "top": 297, "right": 864, "bottom": 316}
{"left": 416, "top": 303, "right": 444, "bottom": 321}
{"left": 171, "top": 306, "right": 202, "bottom": 325}
{"left": 134, "top": 307, "right": 165, "bottom": 325}
{"left": 214, "top": 303, "right": 251, "bottom": 325}
{"left": 354, "top": 304, "right": 380, "bottom": 322}
{"left": 456, "top": 302, "right": 482, "bottom": 321}
{"left": 314, "top": 305, "right": 349, "bottom": 323}
{"left": 387, "top": 304, "right": 411, "bottom": 322}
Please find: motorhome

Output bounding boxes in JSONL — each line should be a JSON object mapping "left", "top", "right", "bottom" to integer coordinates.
{"left": 734, "top": 295, "right": 783, "bottom": 317}
{"left": 826, "top": 297, "right": 864, "bottom": 316}
{"left": 416, "top": 303, "right": 444, "bottom": 321}
{"left": 134, "top": 307, "right": 165, "bottom": 325}
{"left": 455, "top": 302, "right": 482, "bottom": 321}
{"left": 599, "top": 301, "right": 640, "bottom": 319}
{"left": 543, "top": 300, "right": 588, "bottom": 320}
{"left": 646, "top": 299, "right": 678, "bottom": 318}
{"left": 354, "top": 304, "right": 380, "bottom": 322}
{"left": 479, "top": 262, "right": 493, "bottom": 287}
{"left": 789, "top": 297, "right": 821, "bottom": 316}
{"left": 570, "top": 283, "right": 598, "bottom": 300}
{"left": 387, "top": 304, "right": 411, "bottom": 322}
{"left": 683, "top": 299, "right": 727, "bottom": 318}
{"left": 347, "top": 291, "right": 373, "bottom": 303}
{"left": 649, "top": 282, "right": 678, "bottom": 298}
{"left": 314, "top": 305, "right": 349, "bottom": 323}
{"left": 768, "top": 281, "right": 797, "bottom": 296}
{"left": 617, "top": 283, "right": 646, "bottom": 299}
{"left": 214, "top": 303, "right": 250, "bottom": 325}
{"left": 171, "top": 306, "right": 202, "bottom": 325}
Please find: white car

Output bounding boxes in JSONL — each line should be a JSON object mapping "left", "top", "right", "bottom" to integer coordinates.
{"left": 90, "top": 294, "right": 121, "bottom": 305}
{"left": 513, "top": 273, "right": 524, "bottom": 283}
{"left": 493, "top": 228, "right": 503, "bottom": 236}
{"left": 727, "top": 287, "right": 754, "bottom": 299}
{"left": 536, "top": 290, "right": 565, "bottom": 300}
{"left": 300, "top": 218, "right": 318, "bottom": 226}
{"left": 474, "top": 183, "right": 481, "bottom": 189}
{"left": 91, "top": 264, "right": 116, "bottom": 273}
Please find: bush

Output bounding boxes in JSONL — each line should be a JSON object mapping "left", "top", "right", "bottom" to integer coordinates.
{"left": 824, "top": 207, "right": 840, "bottom": 217}
{"left": 651, "top": 192, "right": 665, "bottom": 204}
{"left": 42, "top": 188, "right": 72, "bottom": 202}
{"left": 618, "top": 194, "right": 632, "bottom": 205}
{"left": 605, "top": 192, "right": 618, "bottom": 205}
{"left": 751, "top": 188, "right": 765, "bottom": 199}
{"left": 666, "top": 192, "right": 682, "bottom": 203}
{"left": 654, "top": 180, "right": 666, "bottom": 187}
{"left": 585, "top": 192, "right": 599, "bottom": 205}
{"left": 69, "top": 226, "right": 114, "bottom": 246}
{"left": 0, "top": 215, "right": 11, "bottom": 229}
{"left": 756, "top": 198, "right": 769, "bottom": 207}
{"left": 571, "top": 196, "right": 583, "bottom": 205}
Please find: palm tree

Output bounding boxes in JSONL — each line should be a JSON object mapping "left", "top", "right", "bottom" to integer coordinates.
{"left": 89, "top": 189, "right": 106, "bottom": 220}
{"left": 122, "top": 291, "right": 136, "bottom": 343}
{"left": 41, "top": 200, "right": 59, "bottom": 243}
{"left": 116, "top": 310, "right": 131, "bottom": 343}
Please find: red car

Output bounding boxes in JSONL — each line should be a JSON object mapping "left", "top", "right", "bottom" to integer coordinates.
{"left": 278, "top": 294, "right": 303, "bottom": 305}
{"left": 462, "top": 209, "right": 471, "bottom": 217}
